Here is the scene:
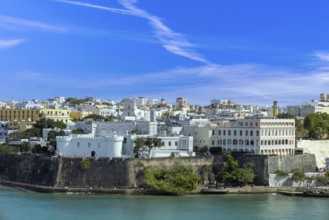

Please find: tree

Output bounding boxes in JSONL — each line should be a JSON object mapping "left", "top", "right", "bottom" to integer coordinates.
{"left": 34, "top": 118, "right": 66, "bottom": 130}
{"left": 291, "top": 169, "right": 306, "bottom": 186}
{"left": 198, "top": 145, "right": 208, "bottom": 155}
{"left": 239, "top": 166, "right": 256, "bottom": 185}
{"left": 72, "top": 128, "right": 84, "bottom": 134}
{"left": 304, "top": 113, "right": 329, "bottom": 139}
{"left": 145, "top": 161, "right": 199, "bottom": 193}
{"left": 134, "top": 137, "right": 145, "bottom": 157}
{"left": 9, "top": 128, "right": 41, "bottom": 140}
{"left": 47, "top": 130, "right": 65, "bottom": 154}
{"left": 221, "top": 153, "right": 243, "bottom": 186}
{"left": 143, "top": 137, "right": 163, "bottom": 157}
{"left": 277, "top": 113, "right": 295, "bottom": 119}
{"left": 209, "top": 147, "right": 222, "bottom": 155}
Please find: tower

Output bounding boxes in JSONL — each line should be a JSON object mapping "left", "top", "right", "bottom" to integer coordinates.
{"left": 273, "top": 101, "right": 279, "bottom": 117}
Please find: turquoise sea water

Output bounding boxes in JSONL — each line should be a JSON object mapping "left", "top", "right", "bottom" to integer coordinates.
{"left": 1, "top": 186, "right": 329, "bottom": 220}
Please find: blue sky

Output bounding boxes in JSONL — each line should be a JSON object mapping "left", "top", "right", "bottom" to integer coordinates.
{"left": 1, "top": 0, "right": 329, "bottom": 106}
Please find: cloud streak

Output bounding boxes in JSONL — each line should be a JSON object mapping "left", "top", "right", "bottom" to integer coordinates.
{"left": 55, "top": 0, "right": 210, "bottom": 64}
{"left": 0, "top": 39, "right": 26, "bottom": 49}
{"left": 0, "top": 14, "right": 67, "bottom": 32}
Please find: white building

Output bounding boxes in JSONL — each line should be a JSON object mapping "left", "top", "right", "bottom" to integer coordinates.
{"left": 150, "top": 136, "right": 194, "bottom": 158}
{"left": 56, "top": 134, "right": 124, "bottom": 158}
{"left": 188, "top": 117, "right": 295, "bottom": 155}
{"left": 121, "top": 98, "right": 150, "bottom": 121}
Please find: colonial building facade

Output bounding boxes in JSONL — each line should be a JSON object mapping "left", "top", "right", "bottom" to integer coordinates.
{"left": 191, "top": 117, "right": 295, "bottom": 156}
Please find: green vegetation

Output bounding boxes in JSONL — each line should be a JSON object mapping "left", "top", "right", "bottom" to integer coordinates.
{"left": 80, "top": 158, "right": 92, "bottom": 170}
{"left": 277, "top": 113, "right": 295, "bottom": 119}
{"left": 133, "top": 137, "right": 145, "bottom": 157}
{"left": 0, "top": 145, "right": 17, "bottom": 153}
{"left": 304, "top": 112, "right": 329, "bottom": 139}
{"left": 47, "top": 130, "right": 65, "bottom": 153}
{"left": 101, "top": 102, "right": 113, "bottom": 106}
{"left": 65, "top": 97, "right": 87, "bottom": 105}
{"left": 34, "top": 118, "right": 66, "bottom": 130}
{"left": 274, "top": 170, "right": 289, "bottom": 176}
{"left": 82, "top": 114, "right": 118, "bottom": 122}
{"left": 291, "top": 169, "right": 306, "bottom": 186}
{"left": 9, "top": 128, "right": 41, "bottom": 139}
{"left": 193, "top": 145, "right": 208, "bottom": 155}
{"left": 134, "top": 137, "right": 163, "bottom": 157}
{"left": 145, "top": 162, "right": 199, "bottom": 193}
{"left": 209, "top": 147, "right": 222, "bottom": 155}
{"left": 72, "top": 128, "right": 84, "bottom": 134}
{"left": 217, "top": 153, "right": 256, "bottom": 186}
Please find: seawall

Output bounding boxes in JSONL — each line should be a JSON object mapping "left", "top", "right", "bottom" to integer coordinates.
{"left": 0, "top": 153, "right": 317, "bottom": 192}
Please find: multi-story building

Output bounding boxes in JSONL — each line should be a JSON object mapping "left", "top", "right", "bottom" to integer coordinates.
{"left": 190, "top": 117, "right": 295, "bottom": 156}
{"left": 39, "top": 109, "right": 73, "bottom": 124}
{"left": 0, "top": 107, "right": 73, "bottom": 129}
{"left": 287, "top": 94, "right": 329, "bottom": 117}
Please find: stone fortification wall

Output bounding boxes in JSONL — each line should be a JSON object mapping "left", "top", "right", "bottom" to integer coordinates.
{"left": 233, "top": 154, "right": 316, "bottom": 185}
{"left": 296, "top": 140, "right": 329, "bottom": 168}
{"left": 127, "top": 156, "right": 218, "bottom": 188}
{"left": 0, "top": 153, "right": 317, "bottom": 190}
{"left": 232, "top": 154, "right": 268, "bottom": 185}
{"left": 0, "top": 153, "right": 58, "bottom": 186}
{"left": 267, "top": 154, "right": 316, "bottom": 174}
{"left": 56, "top": 157, "right": 132, "bottom": 189}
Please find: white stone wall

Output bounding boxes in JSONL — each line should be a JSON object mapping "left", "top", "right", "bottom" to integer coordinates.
{"left": 297, "top": 140, "right": 329, "bottom": 168}
{"left": 56, "top": 135, "right": 124, "bottom": 158}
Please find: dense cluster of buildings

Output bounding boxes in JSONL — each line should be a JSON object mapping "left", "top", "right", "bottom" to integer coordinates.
{"left": 0, "top": 94, "right": 329, "bottom": 168}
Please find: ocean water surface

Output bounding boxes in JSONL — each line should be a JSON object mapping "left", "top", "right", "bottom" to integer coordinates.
{"left": 1, "top": 185, "right": 329, "bottom": 220}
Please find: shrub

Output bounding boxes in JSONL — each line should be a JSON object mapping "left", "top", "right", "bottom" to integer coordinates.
{"left": 80, "top": 158, "right": 92, "bottom": 170}
{"left": 274, "top": 170, "right": 289, "bottom": 176}
{"left": 145, "top": 162, "right": 199, "bottom": 193}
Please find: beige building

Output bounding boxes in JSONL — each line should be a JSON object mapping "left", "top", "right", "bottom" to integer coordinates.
{"left": 190, "top": 117, "right": 295, "bottom": 156}
{"left": 0, "top": 107, "right": 73, "bottom": 129}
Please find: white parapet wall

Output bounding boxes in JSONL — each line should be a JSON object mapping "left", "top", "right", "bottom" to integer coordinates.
{"left": 296, "top": 140, "right": 329, "bottom": 168}
{"left": 56, "top": 134, "right": 124, "bottom": 158}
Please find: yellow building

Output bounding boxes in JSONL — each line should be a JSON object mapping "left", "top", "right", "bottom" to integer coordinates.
{"left": 0, "top": 107, "right": 73, "bottom": 130}
{"left": 39, "top": 109, "right": 73, "bottom": 124}
{"left": 0, "top": 108, "right": 42, "bottom": 122}
{"left": 70, "top": 111, "right": 93, "bottom": 121}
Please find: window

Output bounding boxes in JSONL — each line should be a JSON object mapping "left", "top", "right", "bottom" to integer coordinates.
{"left": 240, "top": 130, "right": 243, "bottom": 136}
{"left": 219, "top": 130, "right": 221, "bottom": 135}
{"left": 245, "top": 130, "right": 248, "bottom": 136}
{"left": 228, "top": 130, "right": 231, "bottom": 135}
{"left": 88, "top": 142, "right": 91, "bottom": 148}
{"left": 223, "top": 130, "right": 226, "bottom": 135}
{"left": 77, "top": 142, "right": 80, "bottom": 148}
{"left": 212, "top": 130, "right": 215, "bottom": 135}
{"left": 256, "top": 131, "right": 259, "bottom": 136}
{"left": 212, "top": 140, "right": 215, "bottom": 145}
{"left": 175, "top": 141, "right": 178, "bottom": 146}
{"left": 234, "top": 130, "right": 237, "bottom": 136}
{"left": 169, "top": 141, "right": 172, "bottom": 146}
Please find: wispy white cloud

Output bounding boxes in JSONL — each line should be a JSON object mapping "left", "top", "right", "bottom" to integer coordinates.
{"left": 54, "top": 0, "right": 136, "bottom": 16}
{"left": 313, "top": 51, "right": 329, "bottom": 62}
{"left": 55, "top": 0, "right": 210, "bottom": 64}
{"left": 0, "top": 39, "right": 26, "bottom": 49}
{"left": 0, "top": 14, "right": 67, "bottom": 32}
